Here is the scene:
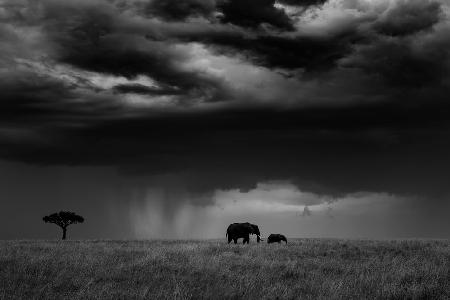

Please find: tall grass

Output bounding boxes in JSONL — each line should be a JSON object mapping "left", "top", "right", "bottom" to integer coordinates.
{"left": 0, "top": 239, "right": 449, "bottom": 299}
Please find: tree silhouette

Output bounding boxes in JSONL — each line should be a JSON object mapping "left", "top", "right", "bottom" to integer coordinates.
{"left": 43, "top": 211, "right": 84, "bottom": 240}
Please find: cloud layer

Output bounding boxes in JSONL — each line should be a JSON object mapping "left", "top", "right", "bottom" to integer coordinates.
{"left": 1, "top": 0, "right": 450, "bottom": 196}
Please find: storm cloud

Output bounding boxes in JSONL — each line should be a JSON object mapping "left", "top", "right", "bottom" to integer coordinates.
{"left": 1, "top": 0, "right": 450, "bottom": 238}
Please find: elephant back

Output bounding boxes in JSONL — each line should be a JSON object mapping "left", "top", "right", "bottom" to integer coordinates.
{"left": 227, "top": 222, "right": 253, "bottom": 235}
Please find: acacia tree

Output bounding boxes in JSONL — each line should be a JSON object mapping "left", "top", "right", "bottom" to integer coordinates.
{"left": 43, "top": 211, "right": 84, "bottom": 240}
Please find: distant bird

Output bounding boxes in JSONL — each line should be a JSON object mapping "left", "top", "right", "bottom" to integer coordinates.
{"left": 43, "top": 211, "right": 84, "bottom": 240}
{"left": 267, "top": 234, "right": 287, "bottom": 244}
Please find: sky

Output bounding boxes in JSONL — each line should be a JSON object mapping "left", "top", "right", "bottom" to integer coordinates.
{"left": 0, "top": 0, "right": 450, "bottom": 240}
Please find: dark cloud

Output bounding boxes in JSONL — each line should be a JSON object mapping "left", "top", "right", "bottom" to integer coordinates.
{"left": 7, "top": 0, "right": 230, "bottom": 104}
{"left": 218, "top": 0, "right": 294, "bottom": 30}
{"left": 1, "top": 0, "right": 450, "bottom": 197}
{"left": 355, "top": 45, "right": 441, "bottom": 87}
{"left": 0, "top": 71, "right": 79, "bottom": 122}
{"left": 50, "top": 23, "right": 227, "bottom": 102}
{"left": 0, "top": 64, "right": 126, "bottom": 127}
{"left": 2, "top": 102, "right": 450, "bottom": 198}
{"left": 174, "top": 0, "right": 449, "bottom": 82}
{"left": 112, "top": 83, "right": 183, "bottom": 95}
{"left": 374, "top": 0, "right": 442, "bottom": 37}
{"left": 200, "top": 32, "right": 361, "bottom": 73}
{"left": 342, "top": 32, "right": 450, "bottom": 87}
{"left": 144, "top": 0, "right": 217, "bottom": 21}
{"left": 277, "top": 0, "right": 328, "bottom": 6}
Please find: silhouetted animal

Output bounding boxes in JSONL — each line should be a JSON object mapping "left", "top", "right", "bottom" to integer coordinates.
{"left": 267, "top": 234, "right": 287, "bottom": 244}
{"left": 226, "top": 222, "right": 261, "bottom": 244}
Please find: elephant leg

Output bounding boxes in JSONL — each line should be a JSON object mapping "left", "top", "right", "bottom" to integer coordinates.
{"left": 228, "top": 236, "right": 232, "bottom": 244}
{"left": 233, "top": 238, "right": 237, "bottom": 244}
{"left": 244, "top": 234, "right": 250, "bottom": 244}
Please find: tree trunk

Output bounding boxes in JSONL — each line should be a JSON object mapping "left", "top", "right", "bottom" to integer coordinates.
{"left": 62, "top": 227, "right": 67, "bottom": 240}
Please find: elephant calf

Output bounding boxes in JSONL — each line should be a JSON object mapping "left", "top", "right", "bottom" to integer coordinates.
{"left": 267, "top": 234, "right": 287, "bottom": 244}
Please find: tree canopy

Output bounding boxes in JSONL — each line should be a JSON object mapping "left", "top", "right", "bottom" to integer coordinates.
{"left": 43, "top": 211, "right": 84, "bottom": 239}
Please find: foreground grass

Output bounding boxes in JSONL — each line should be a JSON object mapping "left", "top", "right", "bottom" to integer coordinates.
{"left": 0, "top": 239, "right": 449, "bottom": 299}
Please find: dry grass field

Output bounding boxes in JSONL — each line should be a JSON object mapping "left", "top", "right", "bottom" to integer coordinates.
{"left": 0, "top": 239, "right": 449, "bottom": 299}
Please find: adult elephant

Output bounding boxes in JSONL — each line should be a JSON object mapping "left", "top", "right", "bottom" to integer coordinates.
{"left": 226, "top": 222, "right": 261, "bottom": 244}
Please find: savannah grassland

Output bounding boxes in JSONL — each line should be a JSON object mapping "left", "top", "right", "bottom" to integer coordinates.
{"left": 0, "top": 239, "right": 449, "bottom": 299}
